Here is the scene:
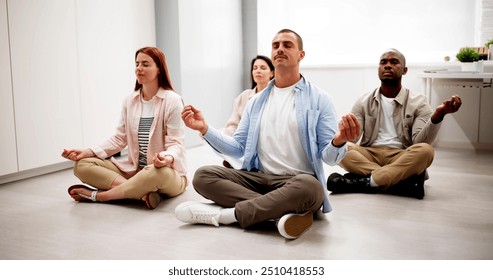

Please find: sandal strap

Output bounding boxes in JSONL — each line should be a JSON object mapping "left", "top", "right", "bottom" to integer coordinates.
{"left": 79, "top": 190, "right": 98, "bottom": 202}
{"left": 90, "top": 190, "right": 97, "bottom": 201}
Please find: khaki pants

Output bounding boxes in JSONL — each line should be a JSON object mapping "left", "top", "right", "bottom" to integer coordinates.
{"left": 193, "top": 165, "right": 325, "bottom": 228}
{"left": 339, "top": 142, "right": 434, "bottom": 188}
{"left": 73, "top": 157, "right": 186, "bottom": 199}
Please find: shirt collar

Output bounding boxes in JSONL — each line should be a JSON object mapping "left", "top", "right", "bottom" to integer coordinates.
{"left": 374, "top": 86, "right": 407, "bottom": 105}
{"left": 132, "top": 87, "right": 169, "bottom": 100}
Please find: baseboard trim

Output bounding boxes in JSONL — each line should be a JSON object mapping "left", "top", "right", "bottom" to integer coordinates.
{"left": 434, "top": 141, "right": 493, "bottom": 151}
{"left": 0, "top": 161, "right": 73, "bottom": 185}
{"left": 0, "top": 149, "right": 130, "bottom": 185}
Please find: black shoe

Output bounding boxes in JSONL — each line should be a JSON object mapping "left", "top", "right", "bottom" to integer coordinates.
{"left": 222, "top": 160, "right": 233, "bottom": 168}
{"left": 327, "top": 172, "right": 376, "bottom": 194}
{"left": 385, "top": 172, "right": 426, "bottom": 199}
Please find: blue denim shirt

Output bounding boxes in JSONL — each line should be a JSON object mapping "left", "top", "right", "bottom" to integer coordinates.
{"left": 203, "top": 77, "right": 347, "bottom": 213}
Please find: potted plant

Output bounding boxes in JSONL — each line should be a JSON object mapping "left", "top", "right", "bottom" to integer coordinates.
{"left": 486, "top": 39, "right": 493, "bottom": 48}
{"left": 486, "top": 39, "right": 493, "bottom": 60}
{"left": 456, "top": 48, "right": 480, "bottom": 71}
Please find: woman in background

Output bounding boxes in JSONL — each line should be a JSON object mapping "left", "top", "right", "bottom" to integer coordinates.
{"left": 223, "top": 55, "right": 275, "bottom": 135}
{"left": 62, "top": 46, "right": 187, "bottom": 209}
{"left": 221, "top": 55, "right": 274, "bottom": 168}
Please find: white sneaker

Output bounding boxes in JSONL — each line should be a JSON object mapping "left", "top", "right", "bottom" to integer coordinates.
{"left": 277, "top": 212, "right": 313, "bottom": 239}
{"left": 175, "top": 201, "right": 222, "bottom": 227}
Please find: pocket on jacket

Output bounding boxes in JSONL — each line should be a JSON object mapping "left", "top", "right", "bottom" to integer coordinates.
{"left": 403, "top": 115, "right": 414, "bottom": 134}
{"left": 362, "top": 116, "right": 376, "bottom": 144}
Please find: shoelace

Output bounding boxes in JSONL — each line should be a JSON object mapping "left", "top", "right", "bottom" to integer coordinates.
{"left": 190, "top": 209, "right": 220, "bottom": 226}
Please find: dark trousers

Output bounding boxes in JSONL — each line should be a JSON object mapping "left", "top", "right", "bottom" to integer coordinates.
{"left": 192, "top": 165, "right": 325, "bottom": 228}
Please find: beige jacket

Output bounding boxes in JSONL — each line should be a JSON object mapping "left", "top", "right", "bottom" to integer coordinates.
{"left": 352, "top": 87, "right": 441, "bottom": 148}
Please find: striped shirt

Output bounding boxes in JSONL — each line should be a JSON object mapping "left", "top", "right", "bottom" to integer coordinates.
{"left": 138, "top": 98, "right": 155, "bottom": 168}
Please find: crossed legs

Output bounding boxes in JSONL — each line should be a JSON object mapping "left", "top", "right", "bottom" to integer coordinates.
{"left": 192, "top": 165, "right": 325, "bottom": 228}
{"left": 68, "top": 157, "right": 186, "bottom": 207}
{"left": 339, "top": 142, "right": 434, "bottom": 188}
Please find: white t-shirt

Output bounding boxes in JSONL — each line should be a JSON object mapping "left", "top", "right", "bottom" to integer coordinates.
{"left": 257, "top": 85, "right": 313, "bottom": 175}
{"left": 372, "top": 94, "right": 403, "bottom": 148}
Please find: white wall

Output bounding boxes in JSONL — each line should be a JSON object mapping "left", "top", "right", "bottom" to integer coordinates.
{"left": 258, "top": 0, "right": 478, "bottom": 65}
{"left": 156, "top": 0, "right": 244, "bottom": 148}
{"left": 76, "top": 0, "right": 156, "bottom": 147}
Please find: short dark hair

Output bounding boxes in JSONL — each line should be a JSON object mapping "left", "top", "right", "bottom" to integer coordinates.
{"left": 277, "top": 29, "right": 303, "bottom": 50}
{"left": 250, "top": 55, "right": 274, "bottom": 89}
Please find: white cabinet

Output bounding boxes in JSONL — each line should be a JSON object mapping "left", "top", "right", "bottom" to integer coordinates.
{"left": 418, "top": 71, "right": 493, "bottom": 149}
{"left": 8, "top": 0, "right": 83, "bottom": 171}
{"left": 0, "top": 0, "right": 156, "bottom": 181}
{"left": 432, "top": 86, "right": 481, "bottom": 146}
{"left": 0, "top": 0, "right": 18, "bottom": 176}
{"left": 479, "top": 87, "right": 493, "bottom": 144}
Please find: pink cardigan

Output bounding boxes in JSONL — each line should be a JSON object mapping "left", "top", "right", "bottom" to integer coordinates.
{"left": 91, "top": 88, "right": 187, "bottom": 179}
{"left": 223, "top": 88, "right": 257, "bottom": 136}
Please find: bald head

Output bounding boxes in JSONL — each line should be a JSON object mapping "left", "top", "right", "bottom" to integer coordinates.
{"left": 380, "top": 48, "right": 406, "bottom": 67}
{"left": 378, "top": 48, "right": 408, "bottom": 89}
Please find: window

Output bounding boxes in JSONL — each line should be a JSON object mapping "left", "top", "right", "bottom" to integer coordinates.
{"left": 258, "top": 0, "right": 478, "bottom": 65}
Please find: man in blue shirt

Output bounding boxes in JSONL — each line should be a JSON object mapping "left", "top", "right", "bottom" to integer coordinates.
{"left": 176, "top": 29, "right": 359, "bottom": 239}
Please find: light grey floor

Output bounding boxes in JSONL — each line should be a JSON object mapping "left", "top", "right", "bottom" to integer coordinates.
{"left": 0, "top": 144, "right": 492, "bottom": 260}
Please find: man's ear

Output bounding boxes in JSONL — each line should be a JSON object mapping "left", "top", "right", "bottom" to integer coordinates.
{"left": 403, "top": 66, "right": 408, "bottom": 75}
{"left": 299, "top": 50, "right": 305, "bottom": 61}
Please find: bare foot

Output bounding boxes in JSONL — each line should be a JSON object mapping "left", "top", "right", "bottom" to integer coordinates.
{"left": 141, "top": 193, "right": 149, "bottom": 204}
{"left": 67, "top": 185, "right": 97, "bottom": 202}
{"left": 141, "top": 192, "right": 161, "bottom": 209}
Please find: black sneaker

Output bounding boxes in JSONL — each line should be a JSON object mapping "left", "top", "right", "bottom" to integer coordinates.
{"left": 386, "top": 172, "right": 426, "bottom": 199}
{"left": 327, "top": 172, "right": 376, "bottom": 194}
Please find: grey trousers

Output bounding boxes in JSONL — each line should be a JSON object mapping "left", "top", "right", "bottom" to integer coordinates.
{"left": 192, "top": 165, "right": 325, "bottom": 228}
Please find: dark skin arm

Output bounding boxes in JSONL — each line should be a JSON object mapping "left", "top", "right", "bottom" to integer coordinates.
{"left": 431, "top": 95, "right": 462, "bottom": 124}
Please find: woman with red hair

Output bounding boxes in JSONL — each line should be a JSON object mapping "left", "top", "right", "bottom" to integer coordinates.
{"left": 62, "top": 47, "right": 187, "bottom": 209}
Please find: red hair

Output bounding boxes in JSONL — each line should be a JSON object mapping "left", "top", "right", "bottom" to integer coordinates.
{"left": 134, "top": 47, "right": 174, "bottom": 91}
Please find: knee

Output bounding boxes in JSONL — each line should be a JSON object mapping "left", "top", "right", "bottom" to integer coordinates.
{"left": 340, "top": 144, "right": 364, "bottom": 166}
{"left": 142, "top": 165, "right": 177, "bottom": 183}
{"left": 150, "top": 165, "right": 175, "bottom": 178}
{"left": 340, "top": 150, "right": 357, "bottom": 166}
{"left": 293, "top": 174, "right": 324, "bottom": 199}
{"left": 409, "top": 143, "right": 435, "bottom": 163}
{"left": 73, "top": 158, "right": 92, "bottom": 179}
{"left": 192, "top": 165, "right": 218, "bottom": 192}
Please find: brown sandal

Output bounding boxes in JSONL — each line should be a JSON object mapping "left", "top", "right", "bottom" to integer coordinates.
{"left": 144, "top": 192, "right": 162, "bottom": 209}
{"left": 67, "top": 184, "right": 98, "bottom": 202}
